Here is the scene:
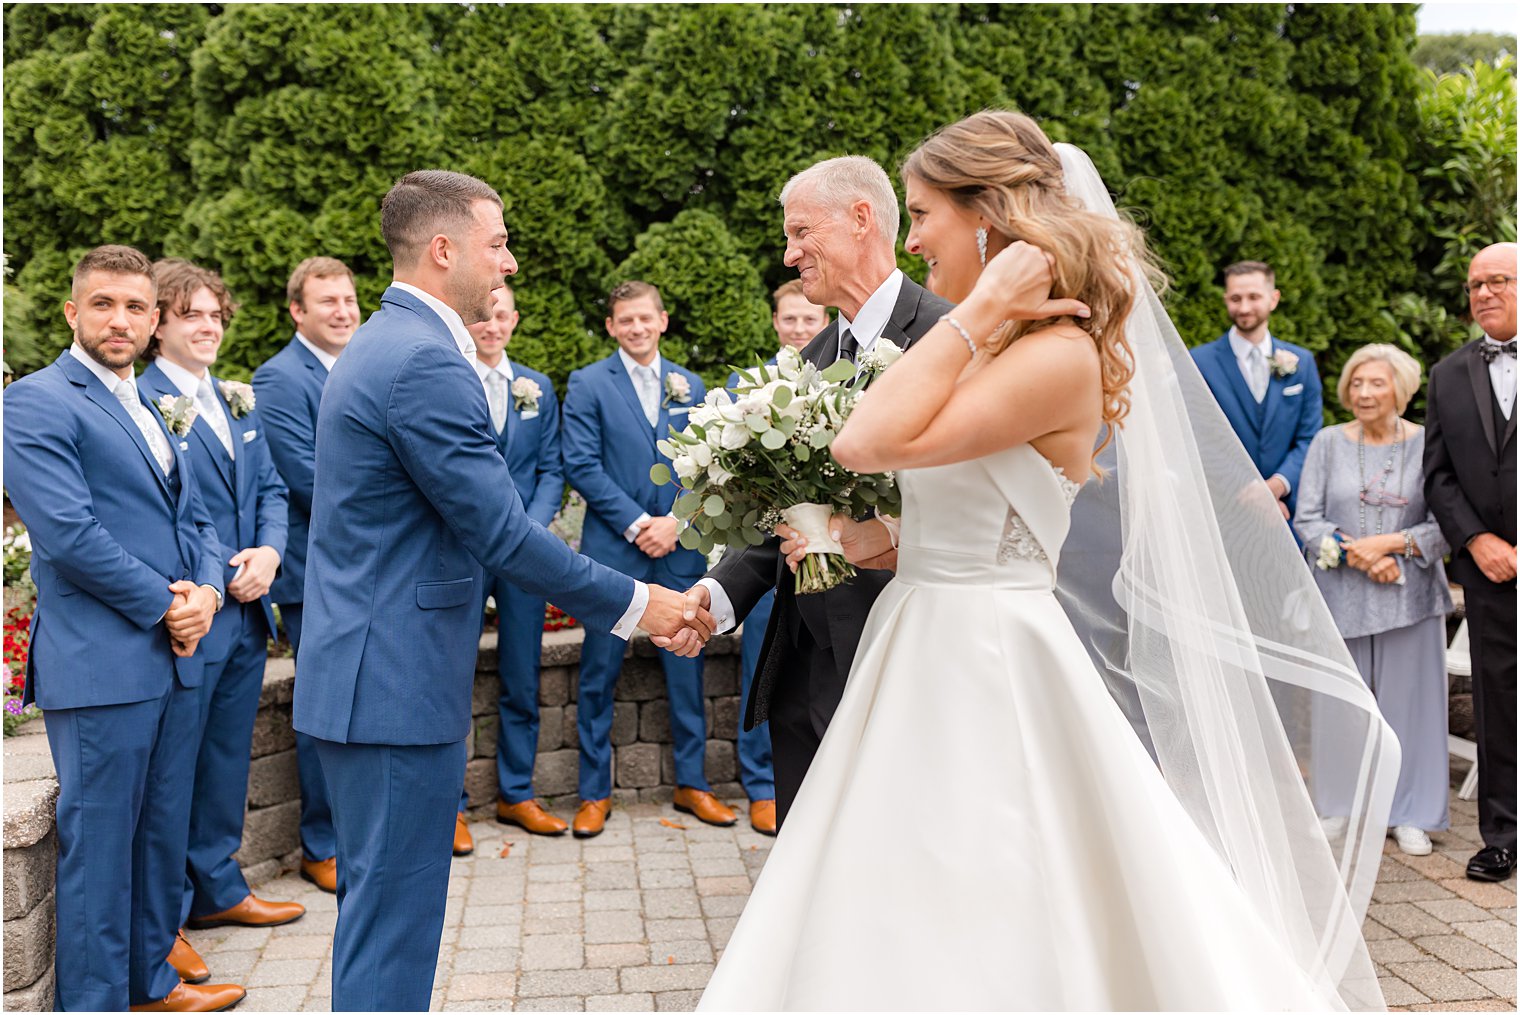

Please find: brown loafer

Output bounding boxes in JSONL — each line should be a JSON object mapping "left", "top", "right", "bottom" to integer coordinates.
{"left": 497, "top": 798, "right": 569, "bottom": 836}
{"left": 572, "top": 798, "right": 612, "bottom": 839}
{"left": 300, "top": 856, "right": 337, "bottom": 894}
{"left": 673, "top": 787, "right": 737, "bottom": 827}
{"left": 186, "top": 893, "right": 305, "bottom": 930}
{"left": 129, "top": 981, "right": 246, "bottom": 1012}
{"left": 453, "top": 813, "right": 475, "bottom": 856}
{"left": 748, "top": 799, "right": 778, "bottom": 836}
{"left": 168, "top": 929, "right": 209, "bottom": 984}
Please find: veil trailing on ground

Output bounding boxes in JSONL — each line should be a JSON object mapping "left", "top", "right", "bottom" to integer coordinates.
{"left": 1052, "top": 143, "right": 1399, "bottom": 1011}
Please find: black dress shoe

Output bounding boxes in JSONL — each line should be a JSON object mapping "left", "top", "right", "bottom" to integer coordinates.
{"left": 1466, "top": 846, "right": 1514, "bottom": 882}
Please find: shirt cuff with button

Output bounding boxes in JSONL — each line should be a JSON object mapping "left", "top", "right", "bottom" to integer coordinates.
{"left": 696, "top": 577, "right": 737, "bottom": 634}
{"left": 609, "top": 581, "right": 650, "bottom": 641}
{"left": 624, "top": 512, "right": 653, "bottom": 543}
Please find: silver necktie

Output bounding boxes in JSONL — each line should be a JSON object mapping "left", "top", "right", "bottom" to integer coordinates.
{"left": 197, "top": 378, "right": 235, "bottom": 459}
{"left": 486, "top": 370, "right": 509, "bottom": 434}
{"left": 114, "top": 379, "right": 173, "bottom": 476}
{"left": 638, "top": 366, "right": 659, "bottom": 427}
{"left": 1249, "top": 347, "right": 1269, "bottom": 403}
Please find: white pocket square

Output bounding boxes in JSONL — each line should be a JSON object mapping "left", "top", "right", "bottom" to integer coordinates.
{"left": 1283, "top": 384, "right": 1303, "bottom": 396}
{"left": 520, "top": 409, "right": 539, "bottom": 421}
{"left": 668, "top": 406, "right": 691, "bottom": 415}
{"left": 179, "top": 441, "right": 190, "bottom": 451}
{"left": 242, "top": 430, "right": 257, "bottom": 443}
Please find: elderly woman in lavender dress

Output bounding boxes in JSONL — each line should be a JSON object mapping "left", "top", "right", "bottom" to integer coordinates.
{"left": 1296, "top": 344, "right": 1453, "bottom": 856}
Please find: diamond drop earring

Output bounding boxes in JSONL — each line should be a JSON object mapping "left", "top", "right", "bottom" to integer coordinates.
{"left": 976, "top": 227, "right": 988, "bottom": 267}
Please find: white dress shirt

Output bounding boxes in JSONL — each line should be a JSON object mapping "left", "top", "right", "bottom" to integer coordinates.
{"left": 616, "top": 348, "right": 674, "bottom": 543}
{"left": 1484, "top": 335, "right": 1516, "bottom": 420}
{"left": 155, "top": 357, "right": 234, "bottom": 459}
{"left": 295, "top": 332, "right": 339, "bottom": 372}
{"left": 395, "top": 282, "right": 646, "bottom": 638}
{"left": 835, "top": 269, "right": 905, "bottom": 363}
{"left": 1225, "top": 327, "right": 1291, "bottom": 497}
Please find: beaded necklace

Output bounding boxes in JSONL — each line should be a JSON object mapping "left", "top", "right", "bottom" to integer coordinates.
{"left": 1356, "top": 419, "right": 1405, "bottom": 536}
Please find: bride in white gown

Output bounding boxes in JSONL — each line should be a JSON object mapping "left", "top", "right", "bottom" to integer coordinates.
{"left": 697, "top": 113, "right": 1399, "bottom": 1011}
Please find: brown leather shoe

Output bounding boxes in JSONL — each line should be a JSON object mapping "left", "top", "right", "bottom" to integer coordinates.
{"left": 168, "top": 929, "right": 209, "bottom": 984}
{"left": 453, "top": 813, "right": 475, "bottom": 856}
{"left": 673, "top": 787, "right": 737, "bottom": 827}
{"left": 300, "top": 856, "right": 337, "bottom": 894}
{"left": 129, "top": 981, "right": 246, "bottom": 1012}
{"left": 186, "top": 893, "right": 305, "bottom": 930}
{"left": 497, "top": 798, "right": 569, "bottom": 836}
{"left": 748, "top": 799, "right": 778, "bottom": 836}
{"left": 572, "top": 798, "right": 612, "bottom": 839}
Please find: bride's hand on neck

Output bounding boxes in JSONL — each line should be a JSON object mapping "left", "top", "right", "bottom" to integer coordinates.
{"left": 962, "top": 241, "right": 1090, "bottom": 326}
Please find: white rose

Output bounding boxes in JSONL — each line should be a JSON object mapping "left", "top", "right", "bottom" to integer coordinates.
{"left": 721, "top": 423, "right": 752, "bottom": 451}
{"left": 708, "top": 463, "right": 735, "bottom": 486}
{"left": 674, "top": 455, "right": 702, "bottom": 482}
{"left": 689, "top": 442, "right": 713, "bottom": 468}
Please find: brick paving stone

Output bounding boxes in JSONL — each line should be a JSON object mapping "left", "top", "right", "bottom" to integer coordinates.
{"left": 585, "top": 909, "right": 645, "bottom": 945}
{"left": 246, "top": 958, "right": 322, "bottom": 987}
{"left": 1496, "top": 907, "right": 1518, "bottom": 925}
{"left": 582, "top": 845, "right": 636, "bottom": 864}
{"left": 585, "top": 889, "right": 642, "bottom": 911}
{"left": 1384, "top": 961, "right": 1495, "bottom": 1002}
{"left": 195, "top": 924, "right": 274, "bottom": 951}
{"left": 1467, "top": 969, "right": 1518, "bottom": 1000}
{"left": 1394, "top": 852, "right": 1471, "bottom": 881}
{"left": 463, "top": 903, "right": 523, "bottom": 927}
{"left": 654, "top": 988, "right": 704, "bottom": 1011}
{"left": 1440, "top": 878, "right": 1518, "bottom": 908}
{"left": 198, "top": 947, "right": 262, "bottom": 979}
{"left": 1375, "top": 879, "right": 1459, "bottom": 904}
{"left": 689, "top": 857, "right": 747, "bottom": 878}
{"left": 1369, "top": 938, "right": 1424, "bottom": 964}
{"left": 451, "top": 947, "right": 521, "bottom": 974}
{"left": 528, "top": 880, "right": 584, "bottom": 903}
{"left": 515, "top": 997, "right": 585, "bottom": 1011}
{"left": 516, "top": 969, "right": 619, "bottom": 997}
{"left": 585, "top": 943, "right": 650, "bottom": 968}
{"left": 695, "top": 876, "right": 752, "bottom": 896}
{"left": 642, "top": 889, "right": 702, "bottom": 919}
{"left": 585, "top": 863, "right": 639, "bottom": 891}
{"left": 1379, "top": 974, "right": 1433, "bottom": 1007}
{"left": 1414, "top": 934, "right": 1512, "bottom": 971}
{"left": 621, "top": 964, "right": 716, "bottom": 992}
{"left": 705, "top": 916, "right": 739, "bottom": 950}
{"left": 639, "top": 851, "right": 693, "bottom": 870}
{"left": 523, "top": 933, "right": 586, "bottom": 971}
{"left": 1380, "top": 858, "right": 1428, "bottom": 882}
{"left": 1415, "top": 898, "right": 1498, "bottom": 925}
{"left": 1406, "top": 1000, "right": 1516, "bottom": 1012}
{"left": 700, "top": 894, "right": 747, "bottom": 918}
{"left": 441, "top": 1001, "right": 514, "bottom": 1012}
{"left": 458, "top": 924, "right": 523, "bottom": 951}
{"left": 1370, "top": 903, "right": 1455, "bottom": 938}
{"left": 639, "top": 867, "right": 695, "bottom": 890}
{"left": 1454, "top": 920, "right": 1518, "bottom": 959}
{"left": 468, "top": 877, "right": 527, "bottom": 904}
{"left": 687, "top": 841, "right": 741, "bottom": 859}
{"left": 588, "top": 992, "right": 654, "bottom": 1011}
{"left": 531, "top": 840, "right": 584, "bottom": 864}
{"left": 260, "top": 934, "right": 331, "bottom": 960}
{"left": 447, "top": 971, "right": 518, "bottom": 1001}
{"left": 239, "top": 986, "right": 310, "bottom": 1011}
{"left": 526, "top": 900, "right": 583, "bottom": 922}
{"left": 647, "top": 918, "right": 709, "bottom": 942}
{"left": 530, "top": 862, "right": 584, "bottom": 883}
{"left": 650, "top": 940, "right": 715, "bottom": 966}
{"left": 1362, "top": 919, "right": 1398, "bottom": 941}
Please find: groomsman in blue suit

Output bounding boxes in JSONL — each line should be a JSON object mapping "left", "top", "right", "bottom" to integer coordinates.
{"left": 3, "top": 246, "right": 244, "bottom": 1012}
{"left": 1191, "top": 260, "right": 1322, "bottom": 521}
{"left": 293, "top": 171, "right": 711, "bottom": 1010}
{"left": 250, "top": 256, "right": 358, "bottom": 893}
{"left": 138, "top": 260, "right": 307, "bottom": 954}
{"left": 466, "top": 285, "right": 575, "bottom": 838}
{"left": 563, "top": 281, "right": 737, "bottom": 837}
{"left": 719, "top": 279, "right": 829, "bottom": 836}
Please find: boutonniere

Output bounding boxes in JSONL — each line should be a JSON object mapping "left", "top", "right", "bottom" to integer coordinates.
{"left": 1314, "top": 534, "right": 1345, "bottom": 571}
{"left": 154, "top": 394, "right": 199, "bottom": 437}
{"left": 1270, "top": 348, "right": 1299, "bottom": 378}
{"left": 218, "top": 380, "right": 256, "bottom": 418}
{"left": 511, "top": 376, "right": 542, "bottom": 414}
{"left": 856, "top": 339, "right": 905, "bottom": 384}
{"left": 662, "top": 373, "right": 692, "bottom": 408}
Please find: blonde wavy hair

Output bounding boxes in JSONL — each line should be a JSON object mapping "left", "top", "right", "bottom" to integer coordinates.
{"left": 901, "top": 110, "right": 1166, "bottom": 467}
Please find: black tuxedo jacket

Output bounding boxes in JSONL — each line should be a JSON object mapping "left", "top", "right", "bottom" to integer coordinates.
{"left": 707, "top": 274, "right": 954, "bottom": 732}
{"left": 1423, "top": 338, "right": 1518, "bottom": 593}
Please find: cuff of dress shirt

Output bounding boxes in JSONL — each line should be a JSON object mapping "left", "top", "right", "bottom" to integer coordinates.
{"left": 696, "top": 577, "right": 737, "bottom": 634}
{"left": 624, "top": 512, "right": 652, "bottom": 543}
{"left": 1270, "top": 474, "right": 1291, "bottom": 498}
{"left": 201, "top": 584, "right": 223, "bottom": 612}
{"left": 610, "top": 581, "right": 649, "bottom": 640}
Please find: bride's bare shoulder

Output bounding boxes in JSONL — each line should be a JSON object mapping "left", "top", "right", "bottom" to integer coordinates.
{"left": 986, "top": 323, "right": 1101, "bottom": 386}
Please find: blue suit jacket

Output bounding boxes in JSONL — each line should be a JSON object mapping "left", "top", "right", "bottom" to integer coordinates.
{"left": 139, "top": 363, "right": 289, "bottom": 660}
{"left": 562, "top": 352, "right": 707, "bottom": 581}
{"left": 489, "top": 362, "right": 564, "bottom": 530}
{"left": 3, "top": 352, "right": 225, "bottom": 708}
{"left": 1191, "top": 334, "right": 1322, "bottom": 514}
{"left": 292, "top": 287, "right": 636, "bottom": 745}
{"left": 251, "top": 336, "right": 326, "bottom": 606}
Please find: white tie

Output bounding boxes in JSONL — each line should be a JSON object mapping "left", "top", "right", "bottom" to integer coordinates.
{"left": 197, "top": 378, "right": 235, "bottom": 459}
{"left": 114, "top": 379, "right": 173, "bottom": 476}
{"left": 1248, "top": 347, "right": 1269, "bottom": 403}
{"left": 485, "top": 370, "right": 509, "bottom": 434}
{"left": 637, "top": 366, "right": 659, "bottom": 427}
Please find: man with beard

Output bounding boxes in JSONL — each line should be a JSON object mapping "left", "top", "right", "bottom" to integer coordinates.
{"left": 1191, "top": 260, "right": 1323, "bottom": 522}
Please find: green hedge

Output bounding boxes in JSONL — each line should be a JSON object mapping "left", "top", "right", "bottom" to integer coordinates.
{"left": 3, "top": 3, "right": 1492, "bottom": 401}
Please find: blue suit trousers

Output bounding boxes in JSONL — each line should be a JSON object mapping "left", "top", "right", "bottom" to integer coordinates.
{"left": 314, "top": 737, "right": 466, "bottom": 1012}
{"left": 47, "top": 681, "right": 199, "bottom": 1009}
{"left": 283, "top": 603, "right": 337, "bottom": 860}
{"left": 182, "top": 606, "right": 267, "bottom": 922}
{"left": 486, "top": 578, "right": 549, "bottom": 805}
{"left": 737, "top": 590, "right": 777, "bottom": 801}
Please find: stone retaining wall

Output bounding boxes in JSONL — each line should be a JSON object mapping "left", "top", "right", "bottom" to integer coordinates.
{"left": 1, "top": 626, "right": 744, "bottom": 1011}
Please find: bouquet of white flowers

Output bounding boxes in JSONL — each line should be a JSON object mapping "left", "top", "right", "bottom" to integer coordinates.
{"left": 651, "top": 344, "right": 903, "bottom": 594}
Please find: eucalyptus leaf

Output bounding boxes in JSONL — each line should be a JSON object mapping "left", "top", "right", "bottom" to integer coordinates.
{"left": 649, "top": 463, "right": 672, "bottom": 486}
{"left": 703, "top": 494, "right": 726, "bottom": 517}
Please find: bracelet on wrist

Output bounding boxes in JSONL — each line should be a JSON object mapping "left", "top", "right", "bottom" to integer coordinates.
{"left": 1403, "top": 530, "right": 1414, "bottom": 559}
{"left": 939, "top": 315, "right": 977, "bottom": 357}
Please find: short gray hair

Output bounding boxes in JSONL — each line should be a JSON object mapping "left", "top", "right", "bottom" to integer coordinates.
{"left": 1336, "top": 343, "right": 1423, "bottom": 414}
{"left": 779, "top": 156, "right": 900, "bottom": 245}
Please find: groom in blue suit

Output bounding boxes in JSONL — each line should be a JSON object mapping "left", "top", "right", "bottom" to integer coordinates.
{"left": 293, "top": 171, "right": 713, "bottom": 1011}
{"left": 563, "top": 281, "right": 736, "bottom": 837}
{"left": 3, "top": 246, "right": 243, "bottom": 1012}
{"left": 1191, "top": 260, "right": 1322, "bottom": 521}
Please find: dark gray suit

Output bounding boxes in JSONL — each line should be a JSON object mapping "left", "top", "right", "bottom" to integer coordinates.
{"left": 707, "top": 275, "right": 952, "bottom": 824}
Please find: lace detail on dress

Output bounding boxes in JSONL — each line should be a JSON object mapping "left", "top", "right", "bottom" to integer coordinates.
{"left": 995, "top": 464, "right": 1084, "bottom": 564}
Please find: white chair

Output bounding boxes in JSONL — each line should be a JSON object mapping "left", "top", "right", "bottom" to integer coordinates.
{"left": 1446, "top": 619, "right": 1480, "bottom": 801}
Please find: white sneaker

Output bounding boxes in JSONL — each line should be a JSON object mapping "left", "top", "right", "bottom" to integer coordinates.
{"left": 1391, "top": 825, "right": 1432, "bottom": 856}
{"left": 1320, "top": 816, "right": 1349, "bottom": 840}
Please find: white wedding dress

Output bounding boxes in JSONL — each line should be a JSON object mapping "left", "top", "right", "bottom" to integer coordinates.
{"left": 698, "top": 444, "right": 1334, "bottom": 1011}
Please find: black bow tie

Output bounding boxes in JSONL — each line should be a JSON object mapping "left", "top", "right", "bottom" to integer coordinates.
{"left": 1480, "top": 341, "right": 1517, "bottom": 364}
